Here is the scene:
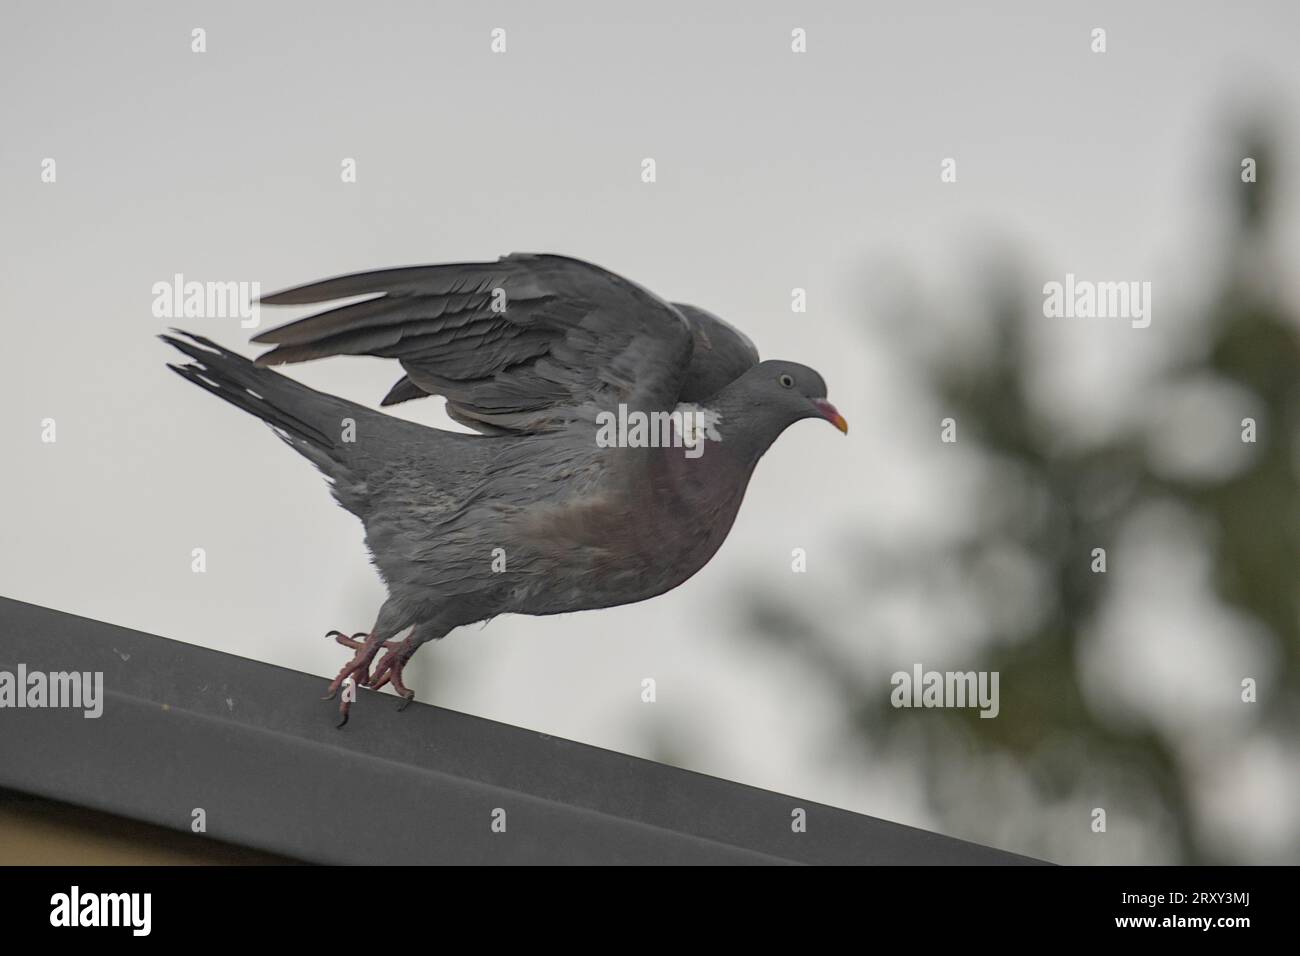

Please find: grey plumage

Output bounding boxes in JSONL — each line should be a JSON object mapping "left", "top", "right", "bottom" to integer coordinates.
{"left": 377, "top": 300, "right": 757, "bottom": 411}
{"left": 163, "top": 253, "right": 846, "bottom": 723}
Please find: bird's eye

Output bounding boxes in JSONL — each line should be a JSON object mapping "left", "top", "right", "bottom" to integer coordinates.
{"left": 778, "top": 373, "right": 795, "bottom": 388}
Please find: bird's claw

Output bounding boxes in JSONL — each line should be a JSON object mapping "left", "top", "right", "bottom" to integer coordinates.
{"left": 323, "top": 629, "right": 419, "bottom": 725}
{"left": 324, "top": 630, "right": 386, "bottom": 726}
{"left": 326, "top": 630, "right": 372, "bottom": 651}
{"left": 370, "top": 641, "right": 417, "bottom": 711}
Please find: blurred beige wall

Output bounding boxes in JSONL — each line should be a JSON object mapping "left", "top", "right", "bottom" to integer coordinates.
{"left": 0, "top": 789, "right": 294, "bottom": 865}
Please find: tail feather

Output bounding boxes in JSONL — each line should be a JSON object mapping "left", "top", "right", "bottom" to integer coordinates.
{"left": 162, "top": 330, "right": 475, "bottom": 521}
{"left": 162, "top": 331, "right": 337, "bottom": 451}
{"left": 160, "top": 330, "right": 384, "bottom": 516}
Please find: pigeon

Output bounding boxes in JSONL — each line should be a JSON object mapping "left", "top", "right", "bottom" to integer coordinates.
{"left": 162, "top": 253, "right": 847, "bottom": 725}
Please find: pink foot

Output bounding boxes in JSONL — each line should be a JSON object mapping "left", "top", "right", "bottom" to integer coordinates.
{"left": 322, "top": 630, "right": 399, "bottom": 727}
{"left": 368, "top": 637, "right": 419, "bottom": 710}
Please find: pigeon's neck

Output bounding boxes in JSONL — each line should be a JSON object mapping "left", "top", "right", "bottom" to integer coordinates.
{"left": 639, "top": 410, "right": 760, "bottom": 570}
{"left": 636, "top": 388, "right": 775, "bottom": 522}
{"left": 637, "top": 381, "right": 788, "bottom": 514}
{"left": 647, "top": 393, "right": 769, "bottom": 511}
{"left": 706, "top": 381, "right": 788, "bottom": 469}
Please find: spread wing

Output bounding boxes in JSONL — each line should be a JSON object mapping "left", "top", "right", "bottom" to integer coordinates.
{"left": 377, "top": 300, "right": 759, "bottom": 414}
{"left": 252, "top": 253, "right": 695, "bottom": 434}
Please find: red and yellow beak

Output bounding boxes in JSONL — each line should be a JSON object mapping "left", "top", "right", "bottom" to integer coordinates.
{"left": 813, "top": 398, "right": 849, "bottom": 434}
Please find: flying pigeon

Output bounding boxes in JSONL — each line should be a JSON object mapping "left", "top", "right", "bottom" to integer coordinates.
{"left": 162, "top": 253, "right": 847, "bottom": 725}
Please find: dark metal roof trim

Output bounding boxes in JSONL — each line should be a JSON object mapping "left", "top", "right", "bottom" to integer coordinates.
{"left": 0, "top": 597, "right": 1040, "bottom": 864}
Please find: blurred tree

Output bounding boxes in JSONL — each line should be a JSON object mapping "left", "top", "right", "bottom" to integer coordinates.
{"left": 746, "top": 126, "right": 1299, "bottom": 864}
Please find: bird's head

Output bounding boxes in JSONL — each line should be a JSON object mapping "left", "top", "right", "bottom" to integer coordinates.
{"left": 727, "top": 359, "right": 848, "bottom": 438}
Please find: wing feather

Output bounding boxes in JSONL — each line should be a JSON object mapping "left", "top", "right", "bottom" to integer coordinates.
{"left": 252, "top": 254, "right": 693, "bottom": 433}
